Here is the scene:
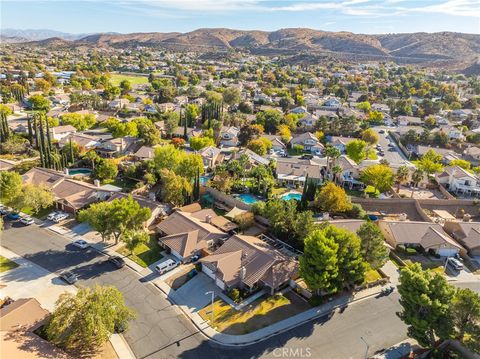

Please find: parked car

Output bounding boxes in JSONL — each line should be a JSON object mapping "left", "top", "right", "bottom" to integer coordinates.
{"left": 300, "top": 154, "right": 313, "bottom": 160}
{"left": 20, "top": 216, "right": 35, "bottom": 226}
{"left": 53, "top": 213, "right": 69, "bottom": 223}
{"left": 379, "top": 129, "right": 385, "bottom": 134}
{"left": 72, "top": 239, "right": 89, "bottom": 249}
{"left": 447, "top": 257, "right": 464, "bottom": 271}
{"left": 108, "top": 256, "right": 126, "bottom": 269}
{"left": 59, "top": 271, "right": 78, "bottom": 284}
{"left": 7, "top": 212, "right": 21, "bottom": 221}
{"left": 188, "top": 254, "right": 200, "bottom": 263}
{"left": 47, "top": 211, "right": 61, "bottom": 221}
{"left": 155, "top": 259, "right": 179, "bottom": 275}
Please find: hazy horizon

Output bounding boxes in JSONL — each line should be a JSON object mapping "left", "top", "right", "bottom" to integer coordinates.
{"left": 1, "top": 0, "right": 479, "bottom": 35}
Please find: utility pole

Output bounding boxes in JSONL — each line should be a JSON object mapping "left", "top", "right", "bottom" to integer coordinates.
{"left": 205, "top": 291, "right": 215, "bottom": 325}
{"left": 360, "top": 336, "right": 370, "bottom": 359}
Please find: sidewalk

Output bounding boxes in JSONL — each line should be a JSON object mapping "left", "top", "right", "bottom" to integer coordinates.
{"left": 46, "top": 224, "right": 390, "bottom": 347}
{"left": 0, "top": 246, "right": 135, "bottom": 359}
{"left": 154, "top": 274, "right": 387, "bottom": 346}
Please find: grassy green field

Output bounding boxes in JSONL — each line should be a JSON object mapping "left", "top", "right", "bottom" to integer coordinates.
{"left": 117, "top": 235, "right": 163, "bottom": 267}
{"left": 109, "top": 73, "right": 149, "bottom": 86}
{"left": 0, "top": 256, "right": 19, "bottom": 273}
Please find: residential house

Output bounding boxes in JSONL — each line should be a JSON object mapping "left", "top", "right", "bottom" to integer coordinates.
{"left": 198, "top": 146, "right": 223, "bottom": 169}
{"left": 155, "top": 206, "right": 229, "bottom": 262}
{"left": 463, "top": 146, "right": 480, "bottom": 166}
{"left": 201, "top": 234, "right": 299, "bottom": 295}
{"left": 338, "top": 155, "right": 364, "bottom": 189}
{"left": 156, "top": 102, "right": 176, "bottom": 113}
{"left": 59, "top": 133, "right": 98, "bottom": 149}
{"left": 329, "top": 136, "right": 356, "bottom": 153}
{"left": 219, "top": 126, "right": 240, "bottom": 147}
{"left": 22, "top": 167, "right": 113, "bottom": 214}
{"left": 49, "top": 125, "right": 77, "bottom": 141}
{"left": 172, "top": 126, "right": 202, "bottom": 140}
{"left": 231, "top": 149, "right": 270, "bottom": 167}
{"left": 436, "top": 166, "right": 480, "bottom": 196}
{"left": 276, "top": 158, "right": 323, "bottom": 186}
{"left": 290, "top": 132, "right": 323, "bottom": 155}
{"left": 298, "top": 113, "right": 318, "bottom": 130}
{"left": 443, "top": 221, "right": 480, "bottom": 256}
{"left": 378, "top": 220, "right": 463, "bottom": 257}
{"left": 96, "top": 136, "right": 138, "bottom": 157}
{"left": 262, "top": 135, "right": 287, "bottom": 151}
{"left": 108, "top": 98, "right": 130, "bottom": 110}
{"left": 327, "top": 219, "right": 366, "bottom": 233}
{"left": 397, "top": 116, "right": 422, "bottom": 126}
{"left": 1, "top": 298, "right": 71, "bottom": 359}
{"left": 289, "top": 106, "right": 307, "bottom": 115}
{"left": 321, "top": 97, "right": 342, "bottom": 110}
{"left": 133, "top": 145, "right": 156, "bottom": 161}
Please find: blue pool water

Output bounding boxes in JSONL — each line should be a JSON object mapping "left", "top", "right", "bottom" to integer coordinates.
{"left": 69, "top": 168, "right": 92, "bottom": 176}
{"left": 281, "top": 193, "right": 302, "bottom": 201}
{"left": 238, "top": 193, "right": 259, "bottom": 205}
{"left": 200, "top": 175, "right": 212, "bottom": 185}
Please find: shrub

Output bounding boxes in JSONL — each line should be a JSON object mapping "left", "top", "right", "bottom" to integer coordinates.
{"left": 228, "top": 288, "right": 241, "bottom": 303}
{"left": 346, "top": 203, "right": 367, "bottom": 219}
{"left": 406, "top": 247, "right": 417, "bottom": 255}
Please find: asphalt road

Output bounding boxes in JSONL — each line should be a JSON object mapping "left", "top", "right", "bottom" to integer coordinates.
{"left": 2, "top": 222, "right": 413, "bottom": 359}
{"left": 373, "top": 126, "right": 410, "bottom": 166}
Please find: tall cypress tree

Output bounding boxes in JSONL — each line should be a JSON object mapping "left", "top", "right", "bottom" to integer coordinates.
{"left": 27, "top": 116, "right": 33, "bottom": 145}
{"left": 39, "top": 116, "right": 49, "bottom": 168}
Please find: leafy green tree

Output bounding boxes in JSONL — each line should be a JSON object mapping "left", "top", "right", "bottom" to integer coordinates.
{"left": 300, "top": 228, "right": 339, "bottom": 295}
{"left": 256, "top": 109, "right": 283, "bottom": 133}
{"left": 93, "top": 159, "right": 118, "bottom": 181}
{"left": 12, "top": 184, "right": 54, "bottom": 213}
{"left": 28, "top": 94, "right": 51, "bottom": 112}
{"left": 356, "top": 101, "right": 371, "bottom": 113}
{"left": 133, "top": 117, "right": 161, "bottom": 145}
{"left": 418, "top": 149, "right": 443, "bottom": 175}
{"left": 78, "top": 201, "right": 114, "bottom": 241}
{"left": 356, "top": 222, "right": 388, "bottom": 269}
{"left": 222, "top": 87, "right": 241, "bottom": 106}
{"left": 160, "top": 169, "right": 192, "bottom": 206}
{"left": 361, "top": 128, "right": 379, "bottom": 145}
{"left": 184, "top": 104, "right": 199, "bottom": 126}
{"left": 451, "top": 288, "right": 480, "bottom": 351}
{"left": 247, "top": 138, "right": 269, "bottom": 155}
{"left": 46, "top": 285, "right": 136, "bottom": 352}
{"left": 450, "top": 159, "right": 471, "bottom": 171}
{"left": 119, "top": 79, "right": 132, "bottom": 94}
{"left": 163, "top": 111, "right": 179, "bottom": 137}
{"left": 60, "top": 113, "right": 97, "bottom": 131}
{"left": 238, "top": 124, "right": 264, "bottom": 146}
{"left": 123, "top": 230, "right": 149, "bottom": 255}
{"left": 0, "top": 171, "right": 22, "bottom": 206}
{"left": 315, "top": 182, "right": 352, "bottom": 213}
{"left": 397, "top": 263, "right": 455, "bottom": 349}
{"left": 109, "top": 196, "right": 151, "bottom": 243}
{"left": 189, "top": 136, "right": 215, "bottom": 151}
{"left": 346, "top": 139, "right": 369, "bottom": 164}
{"left": 360, "top": 164, "right": 395, "bottom": 194}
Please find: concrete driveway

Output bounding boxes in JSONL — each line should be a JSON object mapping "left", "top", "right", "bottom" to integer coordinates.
{"left": 175, "top": 273, "right": 221, "bottom": 312}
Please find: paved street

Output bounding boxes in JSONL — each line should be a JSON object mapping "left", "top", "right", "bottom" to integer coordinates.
{"left": 373, "top": 126, "right": 410, "bottom": 166}
{"left": 2, "top": 222, "right": 416, "bottom": 359}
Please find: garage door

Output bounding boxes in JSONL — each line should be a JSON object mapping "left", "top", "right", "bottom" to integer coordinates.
{"left": 438, "top": 248, "right": 458, "bottom": 257}
{"left": 171, "top": 249, "right": 183, "bottom": 261}
{"left": 215, "top": 278, "right": 225, "bottom": 290}
{"left": 202, "top": 264, "right": 216, "bottom": 280}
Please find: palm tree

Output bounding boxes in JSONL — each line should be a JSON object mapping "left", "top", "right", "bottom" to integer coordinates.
{"left": 324, "top": 145, "right": 341, "bottom": 180}
{"left": 395, "top": 165, "right": 410, "bottom": 193}
{"left": 332, "top": 165, "right": 342, "bottom": 184}
{"left": 411, "top": 169, "right": 424, "bottom": 198}
{"left": 83, "top": 150, "right": 98, "bottom": 171}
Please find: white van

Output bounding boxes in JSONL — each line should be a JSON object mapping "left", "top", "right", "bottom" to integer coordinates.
{"left": 155, "top": 259, "right": 179, "bottom": 275}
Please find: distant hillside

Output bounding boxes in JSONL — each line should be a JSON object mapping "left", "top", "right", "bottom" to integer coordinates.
{"left": 5, "top": 28, "right": 480, "bottom": 66}
{"left": 1, "top": 28, "right": 89, "bottom": 41}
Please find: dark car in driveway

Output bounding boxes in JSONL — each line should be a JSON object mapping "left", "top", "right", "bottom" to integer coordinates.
{"left": 108, "top": 256, "right": 126, "bottom": 269}
{"left": 59, "top": 270, "right": 78, "bottom": 284}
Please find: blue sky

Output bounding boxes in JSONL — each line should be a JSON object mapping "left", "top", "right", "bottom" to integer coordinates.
{"left": 2, "top": 0, "right": 479, "bottom": 34}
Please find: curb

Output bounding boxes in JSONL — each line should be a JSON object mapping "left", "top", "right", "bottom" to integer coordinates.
{"left": 152, "top": 279, "right": 385, "bottom": 347}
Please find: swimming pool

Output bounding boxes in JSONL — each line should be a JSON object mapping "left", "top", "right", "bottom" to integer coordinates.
{"left": 238, "top": 193, "right": 260, "bottom": 205}
{"left": 68, "top": 168, "right": 93, "bottom": 176}
{"left": 281, "top": 192, "right": 302, "bottom": 201}
{"left": 199, "top": 175, "right": 212, "bottom": 185}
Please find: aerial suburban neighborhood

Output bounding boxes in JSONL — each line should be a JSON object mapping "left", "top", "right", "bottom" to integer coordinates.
{"left": 1, "top": 1, "right": 480, "bottom": 359}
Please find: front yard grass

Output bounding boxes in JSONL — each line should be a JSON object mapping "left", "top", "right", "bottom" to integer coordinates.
{"left": 363, "top": 268, "right": 382, "bottom": 284}
{"left": 198, "top": 292, "right": 310, "bottom": 334}
{"left": 117, "top": 235, "right": 163, "bottom": 267}
{"left": 0, "top": 256, "right": 19, "bottom": 273}
{"left": 396, "top": 251, "right": 445, "bottom": 275}
{"left": 109, "top": 73, "right": 149, "bottom": 86}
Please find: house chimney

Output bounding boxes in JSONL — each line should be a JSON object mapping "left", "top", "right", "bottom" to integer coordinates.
{"left": 64, "top": 168, "right": 69, "bottom": 176}
{"left": 94, "top": 179, "right": 101, "bottom": 188}
{"left": 206, "top": 215, "right": 212, "bottom": 223}
{"left": 463, "top": 213, "right": 471, "bottom": 222}
{"left": 399, "top": 213, "right": 407, "bottom": 221}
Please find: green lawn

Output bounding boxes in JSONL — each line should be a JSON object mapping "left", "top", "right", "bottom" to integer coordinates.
{"left": 103, "top": 177, "right": 139, "bottom": 192}
{"left": 22, "top": 205, "right": 55, "bottom": 219}
{"left": 0, "top": 256, "right": 19, "bottom": 273}
{"left": 198, "top": 292, "right": 310, "bottom": 334}
{"left": 117, "top": 235, "right": 163, "bottom": 267}
{"left": 363, "top": 268, "right": 382, "bottom": 284}
{"left": 109, "top": 73, "right": 149, "bottom": 86}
